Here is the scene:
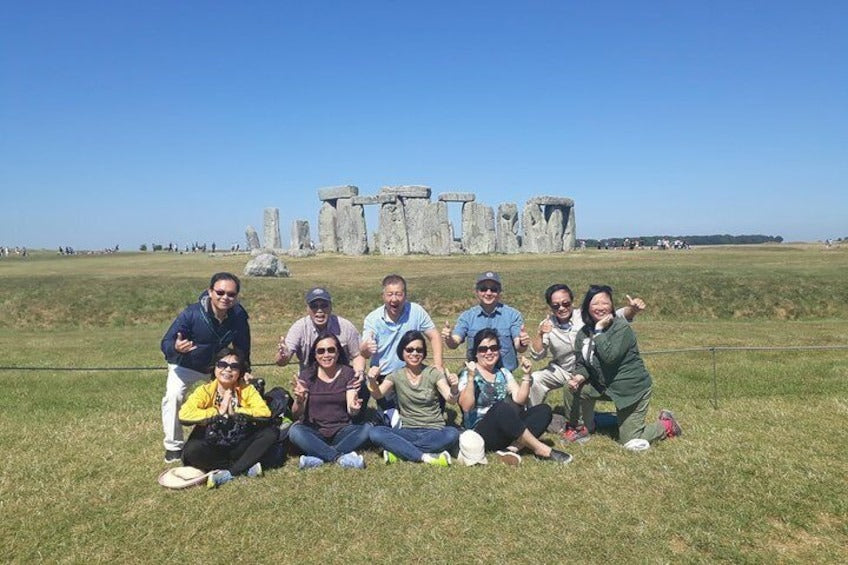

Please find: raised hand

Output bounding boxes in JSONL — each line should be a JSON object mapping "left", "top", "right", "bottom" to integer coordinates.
{"left": 276, "top": 335, "right": 289, "bottom": 358}
{"left": 441, "top": 320, "right": 453, "bottom": 341}
{"left": 445, "top": 369, "right": 459, "bottom": 388}
{"left": 293, "top": 379, "right": 308, "bottom": 404}
{"left": 539, "top": 317, "right": 553, "bottom": 335}
{"left": 465, "top": 361, "right": 477, "bottom": 375}
{"left": 518, "top": 325, "right": 530, "bottom": 347}
{"left": 519, "top": 355, "right": 533, "bottom": 375}
{"left": 361, "top": 331, "right": 378, "bottom": 356}
{"left": 626, "top": 294, "right": 646, "bottom": 313}
{"left": 175, "top": 332, "right": 197, "bottom": 354}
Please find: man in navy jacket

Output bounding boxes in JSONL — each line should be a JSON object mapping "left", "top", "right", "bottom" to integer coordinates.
{"left": 160, "top": 272, "right": 251, "bottom": 463}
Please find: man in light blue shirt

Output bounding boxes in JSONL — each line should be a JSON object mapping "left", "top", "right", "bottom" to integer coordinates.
{"left": 443, "top": 271, "right": 529, "bottom": 371}
{"left": 361, "top": 274, "right": 443, "bottom": 375}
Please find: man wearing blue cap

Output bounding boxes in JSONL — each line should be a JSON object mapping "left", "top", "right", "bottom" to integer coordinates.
{"left": 276, "top": 287, "right": 365, "bottom": 373}
{"left": 442, "top": 271, "right": 529, "bottom": 371}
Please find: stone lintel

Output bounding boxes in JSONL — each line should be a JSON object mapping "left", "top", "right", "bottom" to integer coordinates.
{"left": 527, "top": 196, "right": 575, "bottom": 207}
{"left": 318, "top": 185, "right": 359, "bottom": 201}
{"left": 438, "top": 192, "right": 475, "bottom": 202}
{"left": 351, "top": 194, "right": 397, "bottom": 206}
{"left": 380, "top": 185, "right": 431, "bottom": 198}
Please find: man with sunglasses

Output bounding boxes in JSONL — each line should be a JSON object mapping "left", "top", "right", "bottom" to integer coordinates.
{"left": 442, "top": 271, "right": 529, "bottom": 371}
{"left": 160, "top": 272, "right": 251, "bottom": 463}
{"left": 526, "top": 283, "right": 644, "bottom": 443}
{"left": 275, "top": 287, "right": 364, "bottom": 372}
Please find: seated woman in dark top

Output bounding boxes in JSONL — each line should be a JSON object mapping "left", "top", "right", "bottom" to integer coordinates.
{"left": 180, "top": 347, "right": 275, "bottom": 488}
{"left": 458, "top": 328, "right": 572, "bottom": 465}
{"left": 288, "top": 332, "right": 371, "bottom": 469}
{"left": 366, "top": 330, "right": 460, "bottom": 466}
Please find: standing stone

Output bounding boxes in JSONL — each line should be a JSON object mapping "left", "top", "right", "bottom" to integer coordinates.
{"left": 378, "top": 201, "right": 409, "bottom": 256}
{"left": 243, "top": 252, "right": 290, "bottom": 277}
{"left": 521, "top": 202, "right": 548, "bottom": 253}
{"left": 425, "top": 201, "right": 452, "bottom": 255}
{"left": 263, "top": 208, "right": 283, "bottom": 250}
{"left": 496, "top": 203, "right": 521, "bottom": 254}
{"left": 563, "top": 205, "right": 577, "bottom": 251}
{"left": 335, "top": 199, "right": 368, "bottom": 255}
{"left": 461, "top": 202, "right": 496, "bottom": 255}
{"left": 545, "top": 207, "right": 565, "bottom": 253}
{"left": 290, "top": 220, "right": 315, "bottom": 257}
{"left": 403, "top": 197, "right": 432, "bottom": 254}
{"left": 318, "top": 202, "right": 338, "bottom": 253}
{"left": 245, "top": 225, "right": 261, "bottom": 251}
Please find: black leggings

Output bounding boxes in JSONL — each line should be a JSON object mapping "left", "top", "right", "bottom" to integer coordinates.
{"left": 183, "top": 425, "right": 278, "bottom": 475}
{"left": 474, "top": 401, "right": 552, "bottom": 452}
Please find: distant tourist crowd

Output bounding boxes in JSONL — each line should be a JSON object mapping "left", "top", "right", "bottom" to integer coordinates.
{"left": 158, "top": 271, "right": 683, "bottom": 489}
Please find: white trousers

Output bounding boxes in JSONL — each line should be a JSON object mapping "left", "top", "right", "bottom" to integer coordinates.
{"left": 161, "top": 363, "right": 208, "bottom": 451}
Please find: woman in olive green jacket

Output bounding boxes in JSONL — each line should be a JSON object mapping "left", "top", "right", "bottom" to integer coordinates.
{"left": 569, "top": 285, "right": 681, "bottom": 448}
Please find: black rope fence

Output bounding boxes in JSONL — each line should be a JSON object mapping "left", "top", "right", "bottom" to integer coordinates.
{"left": 3, "top": 345, "right": 847, "bottom": 410}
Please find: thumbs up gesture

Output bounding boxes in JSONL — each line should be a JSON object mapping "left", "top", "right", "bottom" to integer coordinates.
{"left": 518, "top": 324, "right": 530, "bottom": 348}
{"left": 175, "top": 331, "right": 197, "bottom": 354}
{"left": 441, "top": 320, "right": 453, "bottom": 341}
{"left": 626, "top": 294, "right": 646, "bottom": 313}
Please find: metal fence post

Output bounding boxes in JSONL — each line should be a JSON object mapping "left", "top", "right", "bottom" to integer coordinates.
{"left": 711, "top": 347, "right": 718, "bottom": 409}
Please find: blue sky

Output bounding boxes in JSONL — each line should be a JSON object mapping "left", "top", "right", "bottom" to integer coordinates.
{"left": 2, "top": 1, "right": 846, "bottom": 249}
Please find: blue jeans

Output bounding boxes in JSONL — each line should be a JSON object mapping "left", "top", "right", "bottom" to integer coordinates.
{"left": 369, "top": 426, "right": 460, "bottom": 462}
{"left": 289, "top": 423, "right": 372, "bottom": 462}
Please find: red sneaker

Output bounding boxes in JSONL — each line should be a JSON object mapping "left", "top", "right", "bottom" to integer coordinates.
{"left": 560, "top": 425, "right": 591, "bottom": 444}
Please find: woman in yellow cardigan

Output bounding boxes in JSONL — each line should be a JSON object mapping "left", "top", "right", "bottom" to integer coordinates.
{"left": 179, "top": 348, "right": 274, "bottom": 488}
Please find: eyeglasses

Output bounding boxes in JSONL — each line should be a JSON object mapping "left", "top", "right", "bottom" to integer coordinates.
{"left": 476, "top": 344, "right": 500, "bottom": 354}
{"left": 213, "top": 289, "right": 238, "bottom": 298}
{"left": 476, "top": 285, "right": 501, "bottom": 293}
{"left": 309, "top": 301, "right": 330, "bottom": 311}
{"left": 404, "top": 346, "right": 425, "bottom": 354}
{"left": 316, "top": 347, "right": 337, "bottom": 355}
{"left": 550, "top": 301, "right": 573, "bottom": 310}
{"left": 215, "top": 361, "right": 241, "bottom": 371}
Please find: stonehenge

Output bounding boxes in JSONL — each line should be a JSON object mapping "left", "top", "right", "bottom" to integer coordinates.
{"left": 254, "top": 189, "right": 576, "bottom": 257}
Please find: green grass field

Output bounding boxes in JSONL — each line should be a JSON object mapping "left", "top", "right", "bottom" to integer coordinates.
{"left": 1, "top": 245, "right": 846, "bottom": 563}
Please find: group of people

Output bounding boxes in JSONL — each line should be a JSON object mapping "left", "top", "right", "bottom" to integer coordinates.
{"left": 161, "top": 271, "right": 681, "bottom": 488}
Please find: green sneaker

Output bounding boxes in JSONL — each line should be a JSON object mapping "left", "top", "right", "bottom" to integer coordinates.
{"left": 427, "top": 451, "right": 452, "bottom": 467}
{"left": 383, "top": 450, "right": 399, "bottom": 464}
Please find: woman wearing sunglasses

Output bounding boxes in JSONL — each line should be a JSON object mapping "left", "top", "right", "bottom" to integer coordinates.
{"left": 458, "top": 329, "right": 572, "bottom": 465}
{"left": 570, "top": 285, "right": 682, "bottom": 450}
{"left": 288, "top": 332, "right": 370, "bottom": 469}
{"left": 366, "top": 330, "right": 460, "bottom": 466}
{"left": 179, "top": 347, "right": 275, "bottom": 488}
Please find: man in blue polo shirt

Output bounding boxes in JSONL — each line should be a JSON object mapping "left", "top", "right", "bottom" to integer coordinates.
{"left": 442, "top": 271, "right": 529, "bottom": 371}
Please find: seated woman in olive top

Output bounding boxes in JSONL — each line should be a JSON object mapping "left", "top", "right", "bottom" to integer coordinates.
{"left": 179, "top": 347, "right": 275, "bottom": 488}
{"left": 288, "top": 332, "right": 370, "bottom": 470}
{"left": 570, "top": 285, "right": 682, "bottom": 449}
{"left": 366, "top": 330, "right": 460, "bottom": 466}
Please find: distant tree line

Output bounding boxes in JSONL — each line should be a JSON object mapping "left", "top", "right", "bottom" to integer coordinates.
{"left": 582, "top": 234, "right": 783, "bottom": 248}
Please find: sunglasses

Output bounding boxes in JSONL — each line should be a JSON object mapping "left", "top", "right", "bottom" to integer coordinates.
{"left": 213, "top": 289, "right": 238, "bottom": 298}
{"left": 476, "top": 344, "right": 500, "bottom": 354}
{"left": 404, "top": 346, "right": 425, "bottom": 354}
{"left": 550, "top": 301, "right": 573, "bottom": 310}
{"left": 316, "top": 347, "right": 337, "bottom": 355}
{"left": 476, "top": 285, "right": 501, "bottom": 293}
{"left": 309, "top": 301, "right": 330, "bottom": 311}
{"left": 215, "top": 361, "right": 241, "bottom": 371}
